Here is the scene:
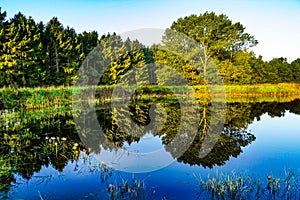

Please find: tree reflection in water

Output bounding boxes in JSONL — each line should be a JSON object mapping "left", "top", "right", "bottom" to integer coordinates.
{"left": 1, "top": 99, "right": 300, "bottom": 196}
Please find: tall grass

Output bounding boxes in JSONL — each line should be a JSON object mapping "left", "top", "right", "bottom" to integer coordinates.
{"left": 194, "top": 83, "right": 300, "bottom": 99}
{"left": 1, "top": 84, "right": 300, "bottom": 110}
{"left": 194, "top": 169, "right": 300, "bottom": 200}
{"left": 0, "top": 86, "right": 74, "bottom": 110}
{"left": 105, "top": 176, "right": 156, "bottom": 200}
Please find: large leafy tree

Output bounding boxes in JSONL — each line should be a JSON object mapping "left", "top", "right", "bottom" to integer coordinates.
{"left": 249, "top": 55, "right": 266, "bottom": 84}
{"left": 268, "top": 57, "right": 292, "bottom": 83}
{"left": 151, "top": 47, "right": 205, "bottom": 85}
{"left": 262, "top": 61, "right": 281, "bottom": 84}
{"left": 170, "top": 12, "right": 258, "bottom": 61}
{"left": 291, "top": 58, "right": 300, "bottom": 83}
{"left": 217, "top": 51, "right": 253, "bottom": 84}
{"left": 277, "top": 57, "right": 293, "bottom": 83}
{"left": 167, "top": 12, "right": 258, "bottom": 84}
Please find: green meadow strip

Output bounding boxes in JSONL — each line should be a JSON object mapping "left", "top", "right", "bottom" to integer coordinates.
{"left": 0, "top": 84, "right": 300, "bottom": 109}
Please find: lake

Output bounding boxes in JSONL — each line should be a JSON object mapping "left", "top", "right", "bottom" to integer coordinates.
{"left": 1, "top": 99, "right": 300, "bottom": 199}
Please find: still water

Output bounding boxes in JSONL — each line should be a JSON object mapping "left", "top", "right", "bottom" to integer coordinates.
{"left": 1, "top": 99, "right": 300, "bottom": 199}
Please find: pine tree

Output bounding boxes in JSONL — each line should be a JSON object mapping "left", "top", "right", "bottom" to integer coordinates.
{"left": 0, "top": 12, "right": 43, "bottom": 87}
{"left": 0, "top": 8, "right": 8, "bottom": 87}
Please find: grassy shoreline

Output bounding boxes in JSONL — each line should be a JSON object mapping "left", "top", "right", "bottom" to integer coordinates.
{"left": 1, "top": 83, "right": 300, "bottom": 110}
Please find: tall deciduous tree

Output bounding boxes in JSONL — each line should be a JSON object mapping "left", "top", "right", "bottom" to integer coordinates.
{"left": 167, "top": 12, "right": 258, "bottom": 84}
{"left": 291, "top": 58, "right": 300, "bottom": 83}
{"left": 217, "top": 51, "right": 253, "bottom": 84}
{"left": 268, "top": 57, "right": 292, "bottom": 83}
{"left": 170, "top": 12, "right": 258, "bottom": 60}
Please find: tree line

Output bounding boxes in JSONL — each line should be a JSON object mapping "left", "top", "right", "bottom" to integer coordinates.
{"left": 0, "top": 8, "right": 300, "bottom": 88}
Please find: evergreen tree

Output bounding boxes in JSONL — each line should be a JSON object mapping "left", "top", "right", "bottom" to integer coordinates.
{"left": 78, "top": 30, "right": 99, "bottom": 56}
{"left": 0, "top": 8, "right": 8, "bottom": 87}
{"left": 0, "top": 12, "right": 43, "bottom": 87}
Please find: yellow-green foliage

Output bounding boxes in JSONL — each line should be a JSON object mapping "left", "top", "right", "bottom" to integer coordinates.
{"left": 1, "top": 84, "right": 300, "bottom": 110}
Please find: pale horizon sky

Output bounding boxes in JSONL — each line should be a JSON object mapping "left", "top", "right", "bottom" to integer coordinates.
{"left": 2, "top": 0, "right": 300, "bottom": 62}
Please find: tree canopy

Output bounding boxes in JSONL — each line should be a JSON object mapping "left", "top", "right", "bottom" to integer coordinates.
{"left": 170, "top": 12, "right": 258, "bottom": 60}
{"left": 0, "top": 9, "right": 299, "bottom": 88}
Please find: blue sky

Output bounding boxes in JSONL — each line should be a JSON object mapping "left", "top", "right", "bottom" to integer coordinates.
{"left": 2, "top": 0, "right": 300, "bottom": 62}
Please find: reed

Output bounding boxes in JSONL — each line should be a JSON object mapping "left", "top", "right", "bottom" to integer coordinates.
{"left": 106, "top": 176, "right": 156, "bottom": 200}
{"left": 194, "top": 169, "right": 300, "bottom": 200}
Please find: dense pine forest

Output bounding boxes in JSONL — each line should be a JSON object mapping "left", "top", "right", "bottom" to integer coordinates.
{"left": 1, "top": 8, "right": 300, "bottom": 88}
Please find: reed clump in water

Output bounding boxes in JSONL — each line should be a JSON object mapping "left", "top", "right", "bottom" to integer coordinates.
{"left": 194, "top": 169, "right": 300, "bottom": 200}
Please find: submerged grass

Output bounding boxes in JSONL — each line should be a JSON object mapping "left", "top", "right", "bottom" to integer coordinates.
{"left": 195, "top": 169, "right": 300, "bottom": 200}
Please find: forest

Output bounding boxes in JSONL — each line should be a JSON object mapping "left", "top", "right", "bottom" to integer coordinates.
{"left": 1, "top": 8, "right": 300, "bottom": 88}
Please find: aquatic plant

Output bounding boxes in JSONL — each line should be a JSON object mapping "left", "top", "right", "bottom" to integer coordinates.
{"left": 106, "top": 176, "right": 156, "bottom": 200}
{"left": 194, "top": 169, "right": 300, "bottom": 200}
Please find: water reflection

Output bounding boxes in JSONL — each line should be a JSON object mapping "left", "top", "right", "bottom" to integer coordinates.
{"left": 85, "top": 100, "right": 253, "bottom": 170}
{"left": 0, "top": 108, "right": 81, "bottom": 197}
{"left": 1, "top": 99, "right": 300, "bottom": 196}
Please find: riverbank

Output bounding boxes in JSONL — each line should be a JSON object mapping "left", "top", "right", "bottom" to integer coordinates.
{"left": 1, "top": 84, "right": 300, "bottom": 110}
